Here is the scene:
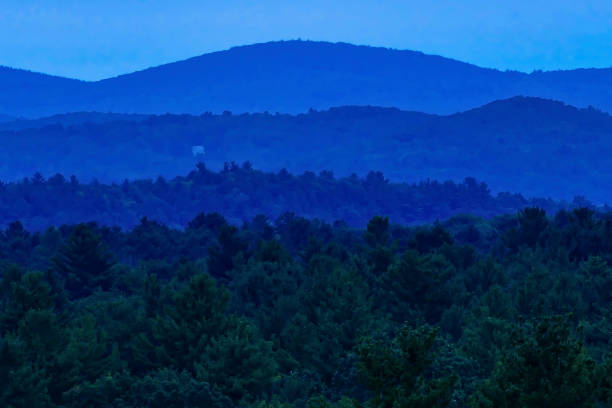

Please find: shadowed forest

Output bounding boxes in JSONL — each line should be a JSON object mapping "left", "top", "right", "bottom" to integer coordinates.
{"left": 2, "top": 208, "right": 612, "bottom": 406}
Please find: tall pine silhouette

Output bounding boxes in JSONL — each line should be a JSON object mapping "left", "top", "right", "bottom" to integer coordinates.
{"left": 52, "top": 224, "right": 115, "bottom": 299}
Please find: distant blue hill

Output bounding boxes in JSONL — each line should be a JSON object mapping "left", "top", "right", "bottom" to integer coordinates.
{"left": 2, "top": 40, "right": 612, "bottom": 117}
{"left": 1, "top": 96, "right": 612, "bottom": 203}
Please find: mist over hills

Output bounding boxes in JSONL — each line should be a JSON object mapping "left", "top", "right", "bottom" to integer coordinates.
{"left": 3, "top": 40, "right": 612, "bottom": 117}
{"left": 1, "top": 96, "right": 611, "bottom": 203}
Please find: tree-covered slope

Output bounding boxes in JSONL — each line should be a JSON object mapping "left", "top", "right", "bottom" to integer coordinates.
{"left": 0, "top": 111, "right": 149, "bottom": 132}
{"left": 1, "top": 96, "right": 612, "bottom": 202}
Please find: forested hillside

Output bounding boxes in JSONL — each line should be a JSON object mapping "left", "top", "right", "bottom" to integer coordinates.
{"left": 1, "top": 208, "right": 612, "bottom": 406}
{"left": 4, "top": 40, "right": 612, "bottom": 117}
{"left": 0, "top": 163, "right": 575, "bottom": 231}
{"left": 0, "top": 112, "right": 148, "bottom": 132}
{"left": 2, "top": 97, "right": 612, "bottom": 201}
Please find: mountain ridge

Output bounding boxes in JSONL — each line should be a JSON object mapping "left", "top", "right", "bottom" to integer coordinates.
{"left": 3, "top": 40, "right": 612, "bottom": 117}
{"left": 6, "top": 40, "right": 612, "bottom": 83}
{"left": 0, "top": 40, "right": 509, "bottom": 82}
{"left": 3, "top": 95, "right": 599, "bottom": 130}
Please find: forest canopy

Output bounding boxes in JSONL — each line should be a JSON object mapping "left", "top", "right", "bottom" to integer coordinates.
{"left": 1, "top": 208, "right": 612, "bottom": 407}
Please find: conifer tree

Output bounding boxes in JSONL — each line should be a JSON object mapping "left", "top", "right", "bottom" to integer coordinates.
{"left": 51, "top": 224, "right": 115, "bottom": 299}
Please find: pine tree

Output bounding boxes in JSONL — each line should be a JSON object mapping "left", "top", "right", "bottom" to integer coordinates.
{"left": 51, "top": 224, "right": 115, "bottom": 299}
{"left": 140, "top": 273, "right": 279, "bottom": 404}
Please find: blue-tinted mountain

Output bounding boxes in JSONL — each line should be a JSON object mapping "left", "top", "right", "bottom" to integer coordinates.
{"left": 1, "top": 96, "right": 611, "bottom": 202}
{"left": 0, "top": 66, "right": 88, "bottom": 117}
{"left": 2, "top": 41, "right": 612, "bottom": 117}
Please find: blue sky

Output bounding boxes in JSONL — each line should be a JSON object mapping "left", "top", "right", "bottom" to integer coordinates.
{"left": 2, "top": 0, "right": 612, "bottom": 80}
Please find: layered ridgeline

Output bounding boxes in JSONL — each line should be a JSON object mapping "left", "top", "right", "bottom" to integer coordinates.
{"left": 1, "top": 96, "right": 612, "bottom": 202}
{"left": 3, "top": 40, "right": 612, "bottom": 117}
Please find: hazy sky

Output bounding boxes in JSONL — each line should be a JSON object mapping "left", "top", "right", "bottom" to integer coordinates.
{"left": 2, "top": 0, "right": 612, "bottom": 80}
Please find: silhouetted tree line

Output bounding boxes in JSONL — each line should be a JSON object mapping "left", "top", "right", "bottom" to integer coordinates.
{"left": 1, "top": 207, "right": 612, "bottom": 406}
{"left": 0, "top": 163, "right": 586, "bottom": 231}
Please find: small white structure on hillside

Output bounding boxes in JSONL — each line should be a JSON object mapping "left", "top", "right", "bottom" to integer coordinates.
{"left": 192, "top": 145, "right": 205, "bottom": 157}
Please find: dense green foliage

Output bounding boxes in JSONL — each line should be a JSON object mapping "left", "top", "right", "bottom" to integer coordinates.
{"left": 2, "top": 97, "right": 612, "bottom": 202}
{"left": 0, "top": 163, "right": 576, "bottom": 231}
{"left": 1, "top": 207, "right": 612, "bottom": 407}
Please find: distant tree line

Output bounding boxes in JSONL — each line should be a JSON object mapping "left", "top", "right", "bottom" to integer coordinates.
{"left": 0, "top": 163, "right": 590, "bottom": 231}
